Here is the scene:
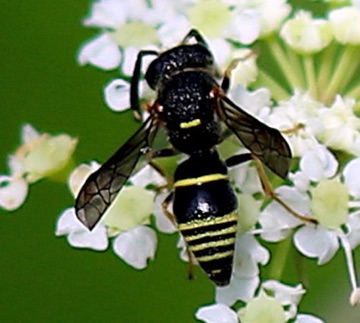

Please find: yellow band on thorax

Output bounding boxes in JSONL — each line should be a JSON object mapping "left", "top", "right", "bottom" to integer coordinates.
{"left": 180, "top": 119, "right": 201, "bottom": 129}
{"left": 174, "top": 173, "right": 228, "bottom": 187}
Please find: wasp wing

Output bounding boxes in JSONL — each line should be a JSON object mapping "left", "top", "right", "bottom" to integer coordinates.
{"left": 218, "top": 95, "right": 291, "bottom": 179}
{"left": 75, "top": 116, "right": 159, "bottom": 230}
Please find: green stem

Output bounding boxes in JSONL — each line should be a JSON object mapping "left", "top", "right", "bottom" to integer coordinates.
{"left": 269, "top": 236, "right": 292, "bottom": 280}
{"left": 345, "top": 83, "right": 360, "bottom": 99}
{"left": 322, "top": 46, "right": 356, "bottom": 104}
{"left": 285, "top": 46, "right": 306, "bottom": 91}
{"left": 304, "top": 55, "right": 317, "bottom": 99}
{"left": 317, "top": 43, "right": 337, "bottom": 96}
{"left": 267, "top": 39, "right": 304, "bottom": 90}
{"left": 256, "top": 70, "right": 290, "bottom": 101}
{"left": 341, "top": 47, "right": 360, "bottom": 94}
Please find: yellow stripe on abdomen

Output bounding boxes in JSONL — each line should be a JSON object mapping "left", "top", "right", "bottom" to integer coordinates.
{"left": 189, "top": 237, "right": 236, "bottom": 252}
{"left": 196, "top": 250, "right": 234, "bottom": 262}
{"left": 178, "top": 212, "right": 237, "bottom": 231}
{"left": 185, "top": 226, "right": 237, "bottom": 242}
{"left": 174, "top": 173, "right": 228, "bottom": 188}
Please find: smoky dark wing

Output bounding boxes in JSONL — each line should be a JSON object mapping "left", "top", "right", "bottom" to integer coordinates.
{"left": 75, "top": 117, "right": 159, "bottom": 230}
{"left": 218, "top": 96, "right": 291, "bottom": 179}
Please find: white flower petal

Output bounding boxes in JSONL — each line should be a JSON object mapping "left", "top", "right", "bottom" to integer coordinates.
{"left": 195, "top": 304, "right": 238, "bottom": 323}
{"left": 295, "top": 314, "right": 325, "bottom": 323}
{"left": 121, "top": 47, "right": 139, "bottom": 76}
{"left": 78, "top": 33, "right": 121, "bottom": 70}
{"left": 259, "top": 186, "right": 308, "bottom": 241}
{"left": 233, "top": 234, "right": 270, "bottom": 277}
{"left": 231, "top": 163, "right": 262, "bottom": 196}
{"left": 83, "top": 0, "right": 127, "bottom": 28}
{"left": 207, "top": 38, "right": 231, "bottom": 68}
{"left": 104, "top": 79, "right": 130, "bottom": 112}
{"left": 258, "top": 0, "right": 291, "bottom": 37}
{"left": 157, "top": 16, "right": 192, "bottom": 48}
{"left": 237, "top": 194, "right": 261, "bottom": 231}
{"left": 329, "top": 7, "right": 360, "bottom": 45}
{"left": 228, "top": 9, "right": 261, "bottom": 45}
{"left": 262, "top": 280, "right": 305, "bottom": 306}
{"left": 113, "top": 226, "right": 157, "bottom": 269}
{"left": 300, "top": 145, "right": 338, "bottom": 181}
{"left": 55, "top": 207, "right": 84, "bottom": 235}
{"left": 68, "top": 225, "right": 108, "bottom": 251}
{"left": 216, "top": 275, "right": 259, "bottom": 306}
{"left": 153, "top": 192, "right": 177, "bottom": 234}
{"left": 130, "top": 164, "right": 167, "bottom": 187}
{"left": 56, "top": 207, "right": 108, "bottom": 251}
{"left": 0, "top": 175, "right": 28, "bottom": 211}
{"left": 289, "top": 171, "right": 310, "bottom": 192}
{"left": 294, "top": 226, "right": 339, "bottom": 264}
{"left": 280, "top": 11, "right": 332, "bottom": 54}
{"left": 343, "top": 157, "right": 360, "bottom": 198}
{"left": 345, "top": 211, "right": 360, "bottom": 249}
{"left": 68, "top": 161, "right": 100, "bottom": 197}
{"left": 21, "top": 123, "right": 40, "bottom": 144}
{"left": 8, "top": 155, "right": 25, "bottom": 177}
{"left": 177, "top": 235, "right": 190, "bottom": 262}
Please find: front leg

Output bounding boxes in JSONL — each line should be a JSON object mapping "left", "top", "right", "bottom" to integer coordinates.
{"left": 130, "top": 50, "right": 158, "bottom": 120}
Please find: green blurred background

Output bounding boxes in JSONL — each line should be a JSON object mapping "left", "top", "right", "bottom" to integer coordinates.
{"left": 1, "top": 1, "right": 360, "bottom": 322}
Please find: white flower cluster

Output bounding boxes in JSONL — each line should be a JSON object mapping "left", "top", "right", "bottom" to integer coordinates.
{"left": 197, "top": 281, "right": 323, "bottom": 323}
{"left": 78, "top": 0, "right": 290, "bottom": 112}
{"left": 69, "top": 0, "right": 360, "bottom": 321}
{"left": 0, "top": 124, "right": 77, "bottom": 211}
{"left": 3, "top": 0, "right": 360, "bottom": 322}
{"left": 56, "top": 161, "right": 178, "bottom": 269}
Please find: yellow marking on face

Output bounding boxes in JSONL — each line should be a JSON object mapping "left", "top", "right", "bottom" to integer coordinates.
{"left": 189, "top": 237, "right": 236, "bottom": 252}
{"left": 178, "top": 212, "right": 238, "bottom": 231}
{"left": 185, "top": 226, "right": 237, "bottom": 242}
{"left": 197, "top": 250, "right": 234, "bottom": 262}
{"left": 180, "top": 119, "right": 201, "bottom": 129}
{"left": 174, "top": 173, "right": 228, "bottom": 187}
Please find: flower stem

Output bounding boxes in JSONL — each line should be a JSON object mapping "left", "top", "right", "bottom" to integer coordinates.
{"left": 317, "top": 44, "right": 337, "bottom": 98}
{"left": 269, "top": 236, "right": 292, "bottom": 280}
{"left": 304, "top": 55, "right": 317, "bottom": 99}
{"left": 285, "top": 46, "right": 306, "bottom": 90}
{"left": 266, "top": 38, "right": 304, "bottom": 90}
{"left": 322, "top": 46, "right": 356, "bottom": 104}
{"left": 256, "top": 70, "right": 290, "bottom": 101}
{"left": 346, "top": 83, "right": 360, "bottom": 100}
{"left": 337, "top": 230, "right": 359, "bottom": 292}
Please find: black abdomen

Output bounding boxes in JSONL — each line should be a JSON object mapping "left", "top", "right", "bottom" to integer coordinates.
{"left": 173, "top": 180, "right": 238, "bottom": 286}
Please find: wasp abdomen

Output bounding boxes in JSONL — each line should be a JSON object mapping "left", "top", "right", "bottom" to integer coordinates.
{"left": 178, "top": 212, "right": 237, "bottom": 286}
{"left": 173, "top": 177, "right": 238, "bottom": 286}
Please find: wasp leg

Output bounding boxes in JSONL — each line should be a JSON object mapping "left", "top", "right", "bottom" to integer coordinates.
{"left": 130, "top": 50, "right": 158, "bottom": 120}
{"left": 146, "top": 147, "right": 179, "bottom": 189}
{"left": 162, "top": 193, "right": 196, "bottom": 281}
{"left": 182, "top": 29, "right": 209, "bottom": 47}
{"left": 252, "top": 155, "right": 317, "bottom": 224}
{"left": 225, "top": 153, "right": 252, "bottom": 167}
{"left": 150, "top": 147, "right": 179, "bottom": 159}
{"left": 220, "top": 52, "right": 256, "bottom": 93}
{"left": 161, "top": 191, "right": 176, "bottom": 225}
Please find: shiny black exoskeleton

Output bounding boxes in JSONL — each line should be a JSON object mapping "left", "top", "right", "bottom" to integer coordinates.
{"left": 172, "top": 150, "right": 242, "bottom": 285}
{"left": 75, "top": 30, "right": 292, "bottom": 285}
